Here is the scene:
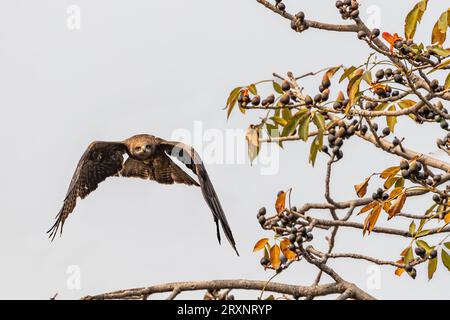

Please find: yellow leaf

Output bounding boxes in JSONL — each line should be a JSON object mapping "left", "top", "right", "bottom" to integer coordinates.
{"left": 380, "top": 166, "right": 400, "bottom": 179}
{"left": 270, "top": 244, "right": 281, "bottom": 269}
{"left": 275, "top": 191, "right": 286, "bottom": 214}
{"left": 432, "top": 11, "right": 448, "bottom": 45}
{"left": 387, "top": 192, "right": 407, "bottom": 219}
{"left": 386, "top": 105, "right": 397, "bottom": 133}
{"left": 354, "top": 177, "right": 371, "bottom": 198}
{"left": 253, "top": 238, "right": 269, "bottom": 252}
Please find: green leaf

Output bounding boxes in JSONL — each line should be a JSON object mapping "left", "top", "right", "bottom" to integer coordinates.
{"left": 266, "top": 123, "right": 279, "bottom": 138}
{"left": 347, "top": 71, "right": 363, "bottom": 107}
{"left": 445, "top": 72, "right": 450, "bottom": 90}
{"left": 339, "top": 66, "right": 356, "bottom": 83}
{"left": 444, "top": 242, "right": 450, "bottom": 250}
{"left": 272, "top": 116, "right": 287, "bottom": 127}
{"left": 248, "top": 84, "right": 257, "bottom": 95}
{"left": 416, "top": 240, "right": 432, "bottom": 252}
{"left": 281, "top": 109, "right": 307, "bottom": 137}
{"left": 226, "top": 86, "right": 242, "bottom": 119}
{"left": 312, "top": 112, "right": 326, "bottom": 132}
{"left": 429, "top": 46, "right": 450, "bottom": 57}
{"left": 404, "top": 0, "right": 428, "bottom": 40}
{"left": 282, "top": 108, "right": 292, "bottom": 122}
{"left": 386, "top": 105, "right": 397, "bottom": 133}
{"left": 416, "top": 229, "right": 431, "bottom": 237}
{"left": 405, "top": 6, "right": 420, "bottom": 40}
{"left": 309, "top": 132, "right": 323, "bottom": 167}
{"left": 409, "top": 221, "right": 416, "bottom": 235}
{"left": 404, "top": 247, "right": 414, "bottom": 265}
{"left": 442, "top": 249, "right": 450, "bottom": 271}
{"left": 273, "top": 81, "right": 283, "bottom": 94}
{"left": 298, "top": 113, "right": 311, "bottom": 142}
{"left": 362, "top": 71, "right": 372, "bottom": 85}
{"left": 428, "top": 257, "right": 438, "bottom": 280}
{"left": 375, "top": 102, "right": 389, "bottom": 111}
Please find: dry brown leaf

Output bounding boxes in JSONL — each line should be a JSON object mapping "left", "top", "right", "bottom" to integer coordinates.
{"left": 354, "top": 177, "right": 371, "bottom": 198}
{"left": 253, "top": 238, "right": 269, "bottom": 252}
{"left": 387, "top": 192, "right": 407, "bottom": 219}
{"left": 245, "top": 125, "right": 260, "bottom": 163}
{"left": 275, "top": 191, "right": 286, "bottom": 214}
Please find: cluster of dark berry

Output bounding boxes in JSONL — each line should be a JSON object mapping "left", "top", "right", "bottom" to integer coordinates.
{"left": 322, "top": 120, "right": 357, "bottom": 160}
{"left": 400, "top": 159, "right": 441, "bottom": 186}
{"left": 237, "top": 91, "right": 261, "bottom": 109}
{"left": 416, "top": 102, "right": 449, "bottom": 130}
{"left": 371, "top": 187, "right": 389, "bottom": 201}
{"left": 335, "top": 0, "right": 359, "bottom": 19}
{"left": 274, "top": 0, "right": 286, "bottom": 11}
{"left": 429, "top": 79, "right": 447, "bottom": 94}
{"left": 257, "top": 205, "right": 314, "bottom": 267}
{"left": 302, "top": 77, "right": 331, "bottom": 107}
{"left": 406, "top": 247, "right": 438, "bottom": 278}
{"left": 290, "top": 11, "right": 308, "bottom": 32}
{"left": 357, "top": 28, "right": 380, "bottom": 41}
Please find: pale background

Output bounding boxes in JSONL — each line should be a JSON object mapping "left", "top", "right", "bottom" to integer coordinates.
{"left": 0, "top": 0, "right": 449, "bottom": 299}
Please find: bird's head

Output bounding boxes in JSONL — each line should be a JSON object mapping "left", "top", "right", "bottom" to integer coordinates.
{"left": 130, "top": 142, "right": 156, "bottom": 159}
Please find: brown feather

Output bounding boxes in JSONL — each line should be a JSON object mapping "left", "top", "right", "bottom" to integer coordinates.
{"left": 48, "top": 141, "right": 127, "bottom": 240}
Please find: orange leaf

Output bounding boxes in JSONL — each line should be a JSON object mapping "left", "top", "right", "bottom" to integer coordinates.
{"left": 370, "top": 83, "right": 389, "bottom": 92}
{"left": 380, "top": 166, "right": 400, "bottom": 179}
{"left": 354, "top": 177, "right": 371, "bottom": 198}
{"left": 395, "top": 267, "right": 405, "bottom": 276}
{"left": 270, "top": 244, "right": 281, "bottom": 269}
{"left": 358, "top": 201, "right": 377, "bottom": 215}
{"left": 253, "top": 238, "right": 269, "bottom": 252}
{"left": 363, "top": 203, "right": 382, "bottom": 235}
{"left": 275, "top": 191, "right": 286, "bottom": 214}
{"left": 387, "top": 192, "right": 407, "bottom": 219}
{"left": 388, "top": 186, "right": 404, "bottom": 201}
{"left": 445, "top": 213, "right": 450, "bottom": 224}
{"left": 382, "top": 32, "right": 403, "bottom": 53}
{"left": 280, "top": 239, "right": 296, "bottom": 261}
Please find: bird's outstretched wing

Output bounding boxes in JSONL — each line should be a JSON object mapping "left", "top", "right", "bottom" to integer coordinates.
{"left": 159, "top": 140, "right": 239, "bottom": 255}
{"left": 48, "top": 141, "right": 127, "bottom": 240}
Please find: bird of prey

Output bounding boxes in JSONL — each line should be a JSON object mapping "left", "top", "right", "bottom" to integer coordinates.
{"left": 48, "top": 134, "right": 239, "bottom": 255}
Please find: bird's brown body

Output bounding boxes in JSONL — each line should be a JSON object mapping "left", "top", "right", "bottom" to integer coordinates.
{"left": 49, "top": 134, "right": 238, "bottom": 255}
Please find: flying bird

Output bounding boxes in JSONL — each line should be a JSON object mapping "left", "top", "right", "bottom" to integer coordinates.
{"left": 48, "top": 134, "right": 238, "bottom": 255}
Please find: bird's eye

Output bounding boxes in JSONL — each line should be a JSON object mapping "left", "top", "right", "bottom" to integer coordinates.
{"left": 146, "top": 145, "right": 151, "bottom": 150}
{"left": 135, "top": 147, "right": 141, "bottom": 151}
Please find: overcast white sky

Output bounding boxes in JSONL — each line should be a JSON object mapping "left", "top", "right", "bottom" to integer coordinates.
{"left": 0, "top": 0, "right": 449, "bottom": 299}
